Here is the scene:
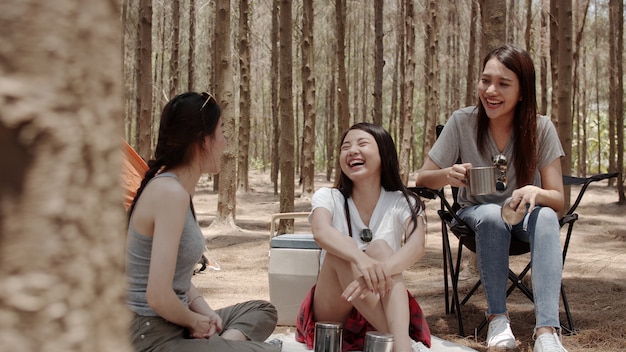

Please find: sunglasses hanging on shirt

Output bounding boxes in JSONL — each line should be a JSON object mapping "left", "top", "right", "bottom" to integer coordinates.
{"left": 493, "top": 154, "right": 508, "bottom": 191}
{"left": 343, "top": 196, "right": 373, "bottom": 243}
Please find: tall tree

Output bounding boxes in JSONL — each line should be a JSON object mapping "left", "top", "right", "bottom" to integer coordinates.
{"left": 169, "top": 0, "right": 181, "bottom": 98}
{"left": 539, "top": 0, "right": 549, "bottom": 115}
{"left": 237, "top": 0, "right": 251, "bottom": 192}
{"left": 572, "top": 0, "right": 591, "bottom": 176}
{"left": 136, "top": 0, "right": 153, "bottom": 160}
{"left": 187, "top": 0, "right": 196, "bottom": 91}
{"left": 270, "top": 0, "right": 280, "bottom": 195}
{"left": 421, "top": 0, "right": 438, "bottom": 168}
{"left": 373, "top": 0, "right": 384, "bottom": 125}
{"left": 400, "top": 0, "right": 418, "bottom": 183}
{"left": 608, "top": 0, "right": 625, "bottom": 201}
{"left": 551, "top": 0, "right": 573, "bottom": 208}
{"left": 278, "top": 0, "right": 294, "bottom": 232}
{"left": 465, "top": 0, "right": 479, "bottom": 107}
{"left": 0, "top": 1, "right": 129, "bottom": 351}
{"left": 335, "top": 0, "right": 350, "bottom": 181}
{"left": 480, "top": 0, "right": 506, "bottom": 58}
{"left": 300, "top": 0, "right": 316, "bottom": 198}
{"left": 215, "top": 0, "right": 238, "bottom": 227}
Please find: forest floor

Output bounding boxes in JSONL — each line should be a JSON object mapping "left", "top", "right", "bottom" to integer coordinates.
{"left": 192, "top": 170, "right": 625, "bottom": 352}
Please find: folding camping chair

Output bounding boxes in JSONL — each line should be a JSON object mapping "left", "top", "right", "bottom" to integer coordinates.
{"left": 419, "top": 126, "right": 619, "bottom": 337}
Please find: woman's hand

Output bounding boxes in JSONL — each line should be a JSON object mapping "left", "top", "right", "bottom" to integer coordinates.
{"left": 447, "top": 163, "right": 472, "bottom": 188}
{"left": 352, "top": 255, "right": 393, "bottom": 298}
{"left": 189, "top": 310, "right": 222, "bottom": 339}
{"left": 508, "top": 185, "right": 541, "bottom": 213}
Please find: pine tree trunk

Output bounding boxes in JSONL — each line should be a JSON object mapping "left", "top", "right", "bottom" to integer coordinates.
{"left": 137, "top": 0, "right": 153, "bottom": 160}
{"left": 271, "top": 0, "right": 280, "bottom": 195}
{"left": 169, "top": 0, "right": 180, "bottom": 98}
{"left": 400, "top": 0, "right": 417, "bottom": 184}
{"left": 373, "top": 0, "right": 384, "bottom": 125}
{"left": 421, "top": 0, "right": 438, "bottom": 163}
{"left": 301, "top": 0, "right": 316, "bottom": 198}
{"left": 335, "top": 0, "right": 350, "bottom": 182}
{"left": 0, "top": 1, "right": 129, "bottom": 351}
{"left": 553, "top": 0, "right": 573, "bottom": 208}
{"left": 215, "top": 0, "right": 238, "bottom": 226}
{"left": 278, "top": 0, "right": 294, "bottom": 233}
{"left": 237, "top": 0, "right": 251, "bottom": 192}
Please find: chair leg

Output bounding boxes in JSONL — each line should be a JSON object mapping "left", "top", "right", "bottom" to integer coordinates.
{"left": 560, "top": 284, "right": 578, "bottom": 335}
{"left": 444, "top": 230, "right": 466, "bottom": 336}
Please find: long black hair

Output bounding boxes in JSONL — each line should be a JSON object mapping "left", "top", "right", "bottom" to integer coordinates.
{"left": 335, "top": 122, "right": 424, "bottom": 236}
{"left": 128, "top": 92, "right": 221, "bottom": 217}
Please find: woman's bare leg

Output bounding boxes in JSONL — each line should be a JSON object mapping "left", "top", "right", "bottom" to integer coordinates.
{"left": 314, "top": 241, "right": 415, "bottom": 352}
{"left": 313, "top": 251, "right": 388, "bottom": 332}
{"left": 366, "top": 242, "right": 412, "bottom": 352}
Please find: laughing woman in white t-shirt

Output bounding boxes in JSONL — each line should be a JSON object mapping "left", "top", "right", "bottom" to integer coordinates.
{"left": 295, "top": 123, "right": 431, "bottom": 352}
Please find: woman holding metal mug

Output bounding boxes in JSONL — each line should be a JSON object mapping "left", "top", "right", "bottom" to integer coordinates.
{"left": 415, "top": 45, "right": 567, "bottom": 352}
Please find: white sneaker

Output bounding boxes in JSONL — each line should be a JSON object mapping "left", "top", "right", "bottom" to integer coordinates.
{"left": 486, "top": 315, "right": 516, "bottom": 349}
{"left": 533, "top": 332, "right": 568, "bottom": 352}
{"left": 411, "top": 339, "right": 431, "bottom": 352}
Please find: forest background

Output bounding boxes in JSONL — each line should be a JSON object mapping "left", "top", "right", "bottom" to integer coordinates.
{"left": 123, "top": 0, "right": 625, "bottom": 228}
{"left": 0, "top": 0, "right": 625, "bottom": 351}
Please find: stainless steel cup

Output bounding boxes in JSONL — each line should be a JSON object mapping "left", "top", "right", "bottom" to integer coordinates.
{"left": 501, "top": 197, "right": 527, "bottom": 225}
{"left": 314, "top": 322, "right": 342, "bottom": 352}
{"left": 467, "top": 166, "right": 497, "bottom": 195}
{"left": 363, "top": 331, "right": 394, "bottom": 352}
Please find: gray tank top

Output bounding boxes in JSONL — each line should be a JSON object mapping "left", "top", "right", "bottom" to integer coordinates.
{"left": 125, "top": 172, "right": 205, "bottom": 316}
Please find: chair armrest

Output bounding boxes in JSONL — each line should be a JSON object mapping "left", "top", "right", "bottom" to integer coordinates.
{"left": 408, "top": 186, "right": 438, "bottom": 200}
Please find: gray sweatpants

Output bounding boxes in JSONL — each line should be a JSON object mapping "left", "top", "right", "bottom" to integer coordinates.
{"left": 130, "top": 300, "right": 279, "bottom": 352}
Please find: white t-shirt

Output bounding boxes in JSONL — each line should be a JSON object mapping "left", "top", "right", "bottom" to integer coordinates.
{"left": 310, "top": 187, "right": 423, "bottom": 264}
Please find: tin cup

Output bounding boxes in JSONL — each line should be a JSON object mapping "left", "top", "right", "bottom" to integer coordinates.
{"left": 501, "top": 197, "right": 528, "bottom": 225}
{"left": 363, "top": 331, "right": 394, "bottom": 352}
{"left": 467, "top": 166, "right": 497, "bottom": 195}
{"left": 314, "top": 322, "right": 343, "bottom": 352}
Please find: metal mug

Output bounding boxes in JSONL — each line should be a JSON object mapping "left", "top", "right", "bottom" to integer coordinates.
{"left": 501, "top": 196, "right": 528, "bottom": 225}
{"left": 363, "top": 331, "right": 394, "bottom": 352}
{"left": 467, "top": 166, "right": 497, "bottom": 195}
{"left": 314, "top": 322, "right": 343, "bottom": 352}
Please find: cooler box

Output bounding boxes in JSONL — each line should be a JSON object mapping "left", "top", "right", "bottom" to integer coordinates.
{"left": 268, "top": 213, "right": 321, "bottom": 325}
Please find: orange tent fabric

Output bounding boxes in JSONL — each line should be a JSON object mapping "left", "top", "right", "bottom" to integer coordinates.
{"left": 121, "top": 139, "right": 148, "bottom": 211}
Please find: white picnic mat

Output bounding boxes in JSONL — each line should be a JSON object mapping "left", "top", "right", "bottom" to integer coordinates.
{"left": 267, "top": 332, "right": 478, "bottom": 352}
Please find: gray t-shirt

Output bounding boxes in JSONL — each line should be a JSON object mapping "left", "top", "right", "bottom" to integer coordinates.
{"left": 428, "top": 106, "right": 564, "bottom": 208}
{"left": 126, "top": 172, "right": 205, "bottom": 316}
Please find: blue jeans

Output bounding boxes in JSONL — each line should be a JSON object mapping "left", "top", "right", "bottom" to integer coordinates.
{"left": 457, "top": 204, "right": 563, "bottom": 329}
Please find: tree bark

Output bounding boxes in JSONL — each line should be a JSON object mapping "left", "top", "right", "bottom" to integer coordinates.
{"left": 188, "top": 0, "right": 196, "bottom": 91}
{"left": 271, "top": 0, "right": 280, "bottom": 195}
{"left": 169, "top": 0, "right": 181, "bottom": 98}
{"left": 465, "top": 0, "right": 479, "bottom": 107}
{"left": 237, "top": 0, "right": 251, "bottom": 192}
{"left": 335, "top": 0, "right": 350, "bottom": 182}
{"left": 480, "top": 0, "right": 506, "bottom": 59}
{"left": 609, "top": 0, "right": 624, "bottom": 201}
{"left": 400, "top": 0, "right": 417, "bottom": 183}
{"left": 215, "top": 0, "right": 238, "bottom": 226}
{"left": 373, "top": 0, "right": 384, "bottom": 126}
{"left": 421, "top": 0, "right": 438, "bottom": 165}
{"left": 137, "top": 0, "right": 153, "bottom": 160}
{"left": 551, "top": 0, "right": 573, "bottom": 208}
{"left": 278, "top": 0, "right": 294, "bottom": 233}
{"left": 301, "top": 0, "right": 316, "bottom": 198}
{"left": 0, "top": 1, "right": 129, "bottom": 350}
